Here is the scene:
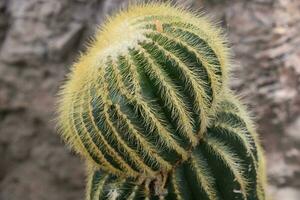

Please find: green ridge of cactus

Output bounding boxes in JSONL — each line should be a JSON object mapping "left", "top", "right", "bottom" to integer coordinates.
{"left": 57, "top": 3, "right": 230, "bottom": 179}
{"left": 85, "top": 94, "right": 267, "bottom": 200}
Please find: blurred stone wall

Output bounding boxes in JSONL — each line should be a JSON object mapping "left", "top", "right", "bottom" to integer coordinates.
{"left": 0, "top": 0, "right": 299, "bottom": 200}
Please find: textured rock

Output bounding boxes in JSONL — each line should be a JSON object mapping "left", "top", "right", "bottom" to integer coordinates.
{"left": 0, "top": 0, "right": 79, "bottom": 64}
{"left": 0, "top": 0, "right": 8, "bottom": 44}
{"left": 0, "top": 162, "right": 84, "bottom": 200}
{"left": 286, "top": 117, "right": 300, "bottom": 144}
{"left": 48, "top": 22, "right": 83, "bottom": 60}
{"left": 271, "top": 187, "right": 300, "bottom": 200}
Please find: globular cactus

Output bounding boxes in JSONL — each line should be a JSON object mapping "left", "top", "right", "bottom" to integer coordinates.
{"left": 57, "top": 2, "right": 267, "bottom": 200}
{"left": 57, "top": 3, "right": 230, "bottom": 179}
{"left": 86, "top": 95, "right": 267, "bottom": 200}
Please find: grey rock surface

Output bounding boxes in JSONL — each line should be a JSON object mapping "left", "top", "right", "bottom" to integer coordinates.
{"left": 286, "top": 117, "right": 300, "bottom": 144}
{"left": 270, "top": 187, "right": 300, "bottom": 200}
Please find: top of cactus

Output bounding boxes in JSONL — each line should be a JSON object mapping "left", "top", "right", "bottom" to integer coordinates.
{"left": 75, "top": 3, "right": 230, "bottom": 74}
{"left": 57, "top": 2, "right": 232, "bottom": 179}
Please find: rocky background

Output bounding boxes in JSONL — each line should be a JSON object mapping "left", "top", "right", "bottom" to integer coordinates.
{"left": 0, "top": 0, "right": 299, "bottom": 199}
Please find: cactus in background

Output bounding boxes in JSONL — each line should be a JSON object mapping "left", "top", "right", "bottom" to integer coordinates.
{"left": 57, "top": 3, "right": 230, "bottom": 179}
{"left": 86, "top": 95, "right": 267, "bottom": 200}
{"left": 57, "top": 2, "right": 267, "bottom": 200}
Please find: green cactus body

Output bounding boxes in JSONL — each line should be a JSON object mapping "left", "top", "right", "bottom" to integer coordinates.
{"left": 86, "top": 96, "right": 267, "bottom": 200}
{"left": 57, "top": 3, "right": 267, "bottom": 200}
{"left": 58, "top": 3, "right": 230, "bottom": 179}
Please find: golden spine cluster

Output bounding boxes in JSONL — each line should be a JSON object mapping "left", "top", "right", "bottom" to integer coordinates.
{"left": 57, "top": 3, "right": 267, "bottom": 200}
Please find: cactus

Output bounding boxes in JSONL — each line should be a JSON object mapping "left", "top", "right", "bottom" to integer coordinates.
{"left": 57, "top": 2, "right": 267, "bottom": 200}
{"left": 57, "top": 3, "right": 230, "bottom": 179}
{"left": 86, "top": 95, "right": 267, "bottom": 200}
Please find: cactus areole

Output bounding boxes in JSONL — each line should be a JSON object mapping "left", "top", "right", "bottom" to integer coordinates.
{"left": 57, "top": 3, "right": 266, "bottom": 200}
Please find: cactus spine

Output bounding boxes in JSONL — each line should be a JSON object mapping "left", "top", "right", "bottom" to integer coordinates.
{"left": 86, "top": 95, "right": 267, "bottom": 200}
{"left": 57, "top": 3, "right": 267, "bottom": 200}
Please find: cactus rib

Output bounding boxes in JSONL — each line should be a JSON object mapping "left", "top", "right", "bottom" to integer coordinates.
{"left": 86, "top": 96, "right": 266, "bottom": 200}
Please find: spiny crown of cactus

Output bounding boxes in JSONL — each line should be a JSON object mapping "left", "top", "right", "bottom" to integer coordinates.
{"left": 57, "top": 2, "right": 267, "bottom": 200}
{"left": 57, "top": 3, "right": 231, "bottom": 179}
{"left": 86, "top": 95, "right": 267, "bottom": 200}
